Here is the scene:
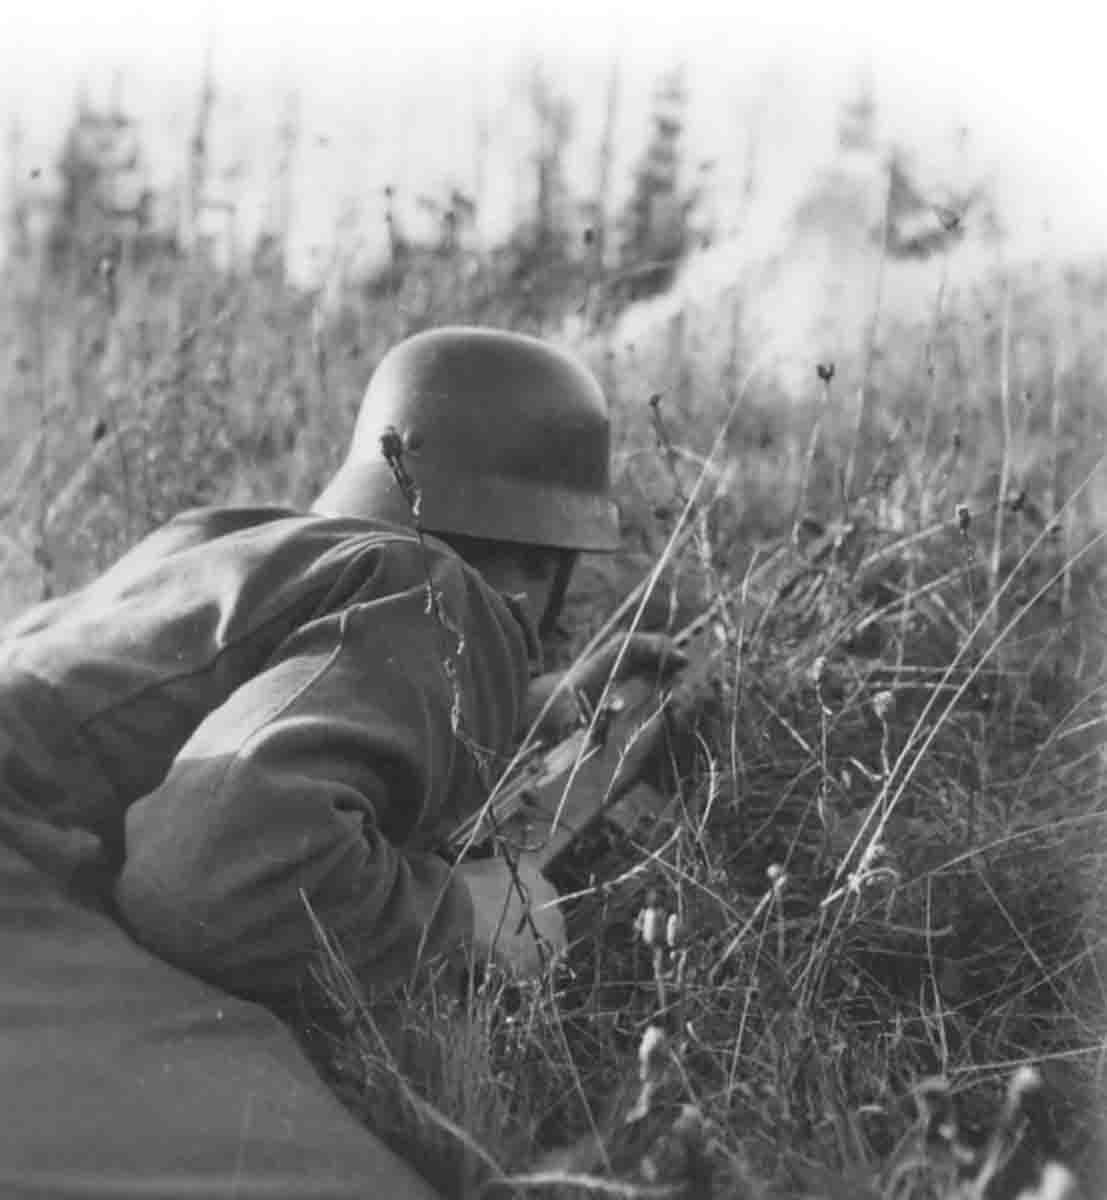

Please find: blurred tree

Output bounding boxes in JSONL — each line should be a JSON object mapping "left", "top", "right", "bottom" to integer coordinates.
{"left": 47, "top": 85, "right": 166, "bottom": 284}
{"left": 581, "top": 59, "right": 621, "bottom": 277}
{"left": 186, "top": 44, "right": 216, "bottom": 250}
{"left": 180, "top": 47, "right": 241, "bottom": 271}
{"left": 258, "top": 89, "right": 302, "bottom": 281}
{"left": 489, "top": 60, "right": 580, "bottom": 327}
{"left": 415, "top": 186, "right": 477, "bottom": 258}
{"left": 615, "top": 66, "right": 699, "bottom": 301}
{"left": 882, "top": 150, "right": 961, "bottom": 260}
{"left": 527, "top": 61, "right": 574, "bottom": 265}
{"left": 4, "top": 117, "right": 30, "bottom": 260}
{"left": 793, "top": 79, "right": 987, "bottom": 262}
{"left": 837, "top": 69, "right": 877, "bottom": 154}
{"left": 792, "top": 76, "right": 881, "bottom": 245}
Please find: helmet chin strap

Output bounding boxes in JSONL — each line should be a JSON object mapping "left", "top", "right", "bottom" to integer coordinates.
{"left": 538, "top": 550, "right": 578, "bottom": 640}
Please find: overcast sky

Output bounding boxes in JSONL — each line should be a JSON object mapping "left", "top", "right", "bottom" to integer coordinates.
{"left": 3, "top": 0, "right": 1106, "bottom": 274}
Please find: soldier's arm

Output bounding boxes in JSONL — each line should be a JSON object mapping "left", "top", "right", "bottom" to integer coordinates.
{"left": 523, "top": 632, "right": 689, "bottom": 742}
{"left": 114, "top": 553, "right": 529, "bottom": 1007}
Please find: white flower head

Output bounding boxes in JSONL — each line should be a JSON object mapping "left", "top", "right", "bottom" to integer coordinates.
{"left": 872, "top": 690, "right": 895, "bottom": 721}
{"left": 639, "top": 905, "right": 663, "bottom": 947}
{"left": 638, "top": 1024, "right": 668, "bottom": 1079}
{"left": 665, "top": 912, "right": 681, "bottom": 949}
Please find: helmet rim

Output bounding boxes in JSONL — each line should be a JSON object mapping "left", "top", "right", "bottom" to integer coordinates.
{"left": 317, "top": 326, "right": 620, "bottom": 553}
{"left": 314, "top": 457, "right": 621, "bottom": 553}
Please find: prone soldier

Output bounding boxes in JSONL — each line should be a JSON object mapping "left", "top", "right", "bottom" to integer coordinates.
{"left": 0, "top": 326, "right": 680, "bottom": 1198}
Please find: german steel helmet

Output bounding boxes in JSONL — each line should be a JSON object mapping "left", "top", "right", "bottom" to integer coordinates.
{"left": 314, "top": 326, "right": 620, "bottom": 552}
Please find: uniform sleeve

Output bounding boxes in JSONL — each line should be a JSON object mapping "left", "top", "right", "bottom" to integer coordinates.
{"left": 113, "top": 548, "right": 529, "bottom": 1006}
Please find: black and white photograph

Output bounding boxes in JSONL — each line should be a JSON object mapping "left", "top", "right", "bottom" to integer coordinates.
{"left": 1, "top": 2, "right": 1105, "bottom": 1196}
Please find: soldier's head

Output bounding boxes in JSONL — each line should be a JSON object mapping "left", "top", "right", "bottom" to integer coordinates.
{"left": 312, "top": 326, "right": 619, "bottom": 637}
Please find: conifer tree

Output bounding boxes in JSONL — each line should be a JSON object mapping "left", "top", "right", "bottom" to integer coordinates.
{"left": 525, "top": 60, "right": 574, "bottom": 266}
{"left": 616, "top": 66, "right": 696, "bottom": 300}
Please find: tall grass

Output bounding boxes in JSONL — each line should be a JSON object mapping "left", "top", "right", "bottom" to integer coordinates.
{"left": 1, "top": 230, "right": 1104, "bottom": 1196}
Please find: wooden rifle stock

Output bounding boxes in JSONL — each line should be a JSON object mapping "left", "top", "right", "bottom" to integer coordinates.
{"left": 449, "top": 606, "right": 724, "bottom": 875}
{"left": 448, "top": 513, "right": 951, "bottom": 874}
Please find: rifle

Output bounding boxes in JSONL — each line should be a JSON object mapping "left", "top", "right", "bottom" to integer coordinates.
{"left": 449, "top": 600, "right": 727, "bottom": 876}
{"left": 447, "top": 510, "right": 948, "bottom": 875}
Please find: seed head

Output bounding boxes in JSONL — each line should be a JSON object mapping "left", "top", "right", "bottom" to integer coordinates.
{"left": 379, "top": 426, "right": 422, "bottom": 518}
{"left": 1008, "top": 1064, "right": 1043, "bottom": 1102}
{"left": 379, "top": 425, "right": 405, "bottom": 464}
{"left": 639, "top": 905, "right": 663, "bottom": 948}
{"left": 872, "top": 690, "right": 895, "bottom": 721}
{"left": 672, "top": 1103, "right": 704, "bottom": 1137}
{"left": 665, "top": 912, "right": 681, "bottom": 949}
{"left": 638, "top": 1024, "right": 667, "bottom": 1079}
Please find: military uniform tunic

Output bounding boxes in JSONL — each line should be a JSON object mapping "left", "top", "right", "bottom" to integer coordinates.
{"left": 0, "top": 506, "right": 531, "bottom": 1198}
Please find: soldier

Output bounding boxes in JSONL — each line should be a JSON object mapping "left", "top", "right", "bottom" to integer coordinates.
{"left": 0, "top": 326, "right": 670, "bottom": 1198}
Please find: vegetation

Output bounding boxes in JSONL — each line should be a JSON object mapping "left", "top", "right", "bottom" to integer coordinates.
{"left": 1, "top": 66, "right": 1105, "bottom": 1198}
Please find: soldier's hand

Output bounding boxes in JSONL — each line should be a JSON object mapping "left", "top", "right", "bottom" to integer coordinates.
{"left": 523, "top": 673, "right": 585, "bottom": 743}
{"left": 524, "top": 633, "right": 688, "bottom": 743}
{"left": 574, "top": 632, "right": 688, "bottom": 703}
{"left": 457, "top": 856, "right": 566, "bottom": 976}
